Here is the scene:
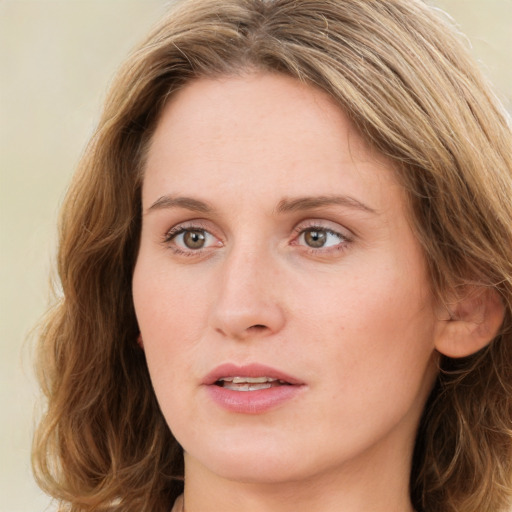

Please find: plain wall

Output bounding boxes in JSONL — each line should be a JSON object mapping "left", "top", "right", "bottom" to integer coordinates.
{"left": 1, "top": 1, "right": 510, "bottom": 510}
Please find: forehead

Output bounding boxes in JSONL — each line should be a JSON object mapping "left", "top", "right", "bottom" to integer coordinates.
{"left": 143, "top": 72, "right": 402, "bottom": 213}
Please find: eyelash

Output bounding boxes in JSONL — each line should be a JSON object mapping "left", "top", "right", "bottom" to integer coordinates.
{"left": 162, "top": 221, "right": 352, "bottom": 257}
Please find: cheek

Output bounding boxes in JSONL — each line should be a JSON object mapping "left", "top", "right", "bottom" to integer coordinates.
{"left": 292, "top": 256, "right": 437, "bottom": 386}
{"left": 291, "top": 273, "right": 437, "bottom": 453}
{"left": 134, "top": 257, "right": 205, "bottom": 333}
{"left": 132, "top": 259, "right": 211, "bottom": 383}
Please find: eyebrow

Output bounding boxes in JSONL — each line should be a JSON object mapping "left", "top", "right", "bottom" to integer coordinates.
{"left": 146, "top": 194, "right": 377, "bottom": 216}
{"left": 147, "top": 195, "right": 214, "bottom": 214}
{"left": 275, "top": 195, "right": 378, "bottom": 215}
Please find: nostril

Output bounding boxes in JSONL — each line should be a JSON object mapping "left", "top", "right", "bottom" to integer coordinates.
{"left": 249, "top": 324, "right": 267, "bottom": 331}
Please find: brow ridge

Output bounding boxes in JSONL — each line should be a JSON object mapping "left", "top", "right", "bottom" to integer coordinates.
{"left": 146, "top": 194, "right": 377, "bottom": 216}
{"left": 147, "top": 195, "right": 214, "bottom": 214}
{"left": 276, "top": 195, "right": 377, "bottom": 214}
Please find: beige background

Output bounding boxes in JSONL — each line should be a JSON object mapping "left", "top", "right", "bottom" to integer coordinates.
{"left": 1, "top": 1, "right": 510, "bottom": 510}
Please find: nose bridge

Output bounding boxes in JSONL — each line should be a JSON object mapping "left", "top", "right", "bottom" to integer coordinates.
{"left": 210, "top": 239, "right": 285, "bottom": 339}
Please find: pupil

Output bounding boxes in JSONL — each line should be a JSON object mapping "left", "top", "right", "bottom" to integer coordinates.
{"left": 305, "top": 229, "right": 326, "bottom": 248}
{"left": 184, "top": 230, "right": 206, "bottom": 249}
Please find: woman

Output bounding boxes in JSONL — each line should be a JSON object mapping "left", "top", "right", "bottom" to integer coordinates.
{"left": 32, "top": 1, "right": 512, "bottom": 511}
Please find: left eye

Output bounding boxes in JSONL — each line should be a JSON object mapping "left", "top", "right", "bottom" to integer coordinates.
{"left": 298, "top": 228, "right": 345, "bottom": 249}
{"left": 169, "top": 228, "right": 217, "bottom": 250}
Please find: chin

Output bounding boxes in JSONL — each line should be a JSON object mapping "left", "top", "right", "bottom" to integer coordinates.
{"left": 184, "top": 436, "right": 330, "bottom": 485}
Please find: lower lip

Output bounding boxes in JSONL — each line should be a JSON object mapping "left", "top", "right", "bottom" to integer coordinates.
{"left": 204, "top": 384, "right": 304, "bottom": 414}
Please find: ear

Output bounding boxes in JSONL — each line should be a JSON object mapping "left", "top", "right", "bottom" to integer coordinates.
{"left": 435, "top": 287, "right": 505, "bottom": 358}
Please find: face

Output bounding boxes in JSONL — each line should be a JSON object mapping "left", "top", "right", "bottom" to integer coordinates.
{"left": 133, "top": 72, "right": 440, "bottom": 486}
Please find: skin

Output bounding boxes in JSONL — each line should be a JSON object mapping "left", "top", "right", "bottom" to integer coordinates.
{"left": 132, "top": 72, "right": 444, "bottom": 512}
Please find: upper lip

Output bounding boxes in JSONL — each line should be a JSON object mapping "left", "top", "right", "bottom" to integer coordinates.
{"left": 202, "top": 363, "right": 304, "bottom": 386}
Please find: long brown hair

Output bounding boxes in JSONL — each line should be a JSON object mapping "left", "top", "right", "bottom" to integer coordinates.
{"left": 33, "top": 1, "right": 512, "bottom": 511}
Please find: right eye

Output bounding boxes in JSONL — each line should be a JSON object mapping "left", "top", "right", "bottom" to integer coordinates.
{"left": 164, "top": 226, "right": 222, "bottom": 255}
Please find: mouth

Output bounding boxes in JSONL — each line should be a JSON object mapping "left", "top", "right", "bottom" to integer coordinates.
{"left": 203, "top": 363, "right": 305, "bottom": 414}
{"left": 214, "top": 376, "right": 293, "bottom": 392}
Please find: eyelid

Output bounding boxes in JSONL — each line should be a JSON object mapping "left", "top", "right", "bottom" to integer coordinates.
{"left": 164, "top": 220, "right": 211, "bottom": 241}
{"left": 292, "top": 219, "right": 353, "bottom": 239}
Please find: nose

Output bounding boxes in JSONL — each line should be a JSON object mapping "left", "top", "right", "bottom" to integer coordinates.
{"left": 209, "top": 244, "right": 286, "bottom": 341}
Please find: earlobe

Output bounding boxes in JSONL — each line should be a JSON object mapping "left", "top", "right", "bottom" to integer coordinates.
{"left": 434, "top": 288, "right": 505, "bottom": 358}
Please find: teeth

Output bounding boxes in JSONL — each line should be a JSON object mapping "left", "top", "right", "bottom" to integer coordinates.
{"left": 216, "top": 376, "right": 288, "bottom": 391}
{"left": 218, "top": 376, "right": 277, "bottom": 384}
{"left": 231, "top": 376, "right": 277, "bottom": 384}
{"left": 223, "top": 382, "right": 273, "bottom": 391}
